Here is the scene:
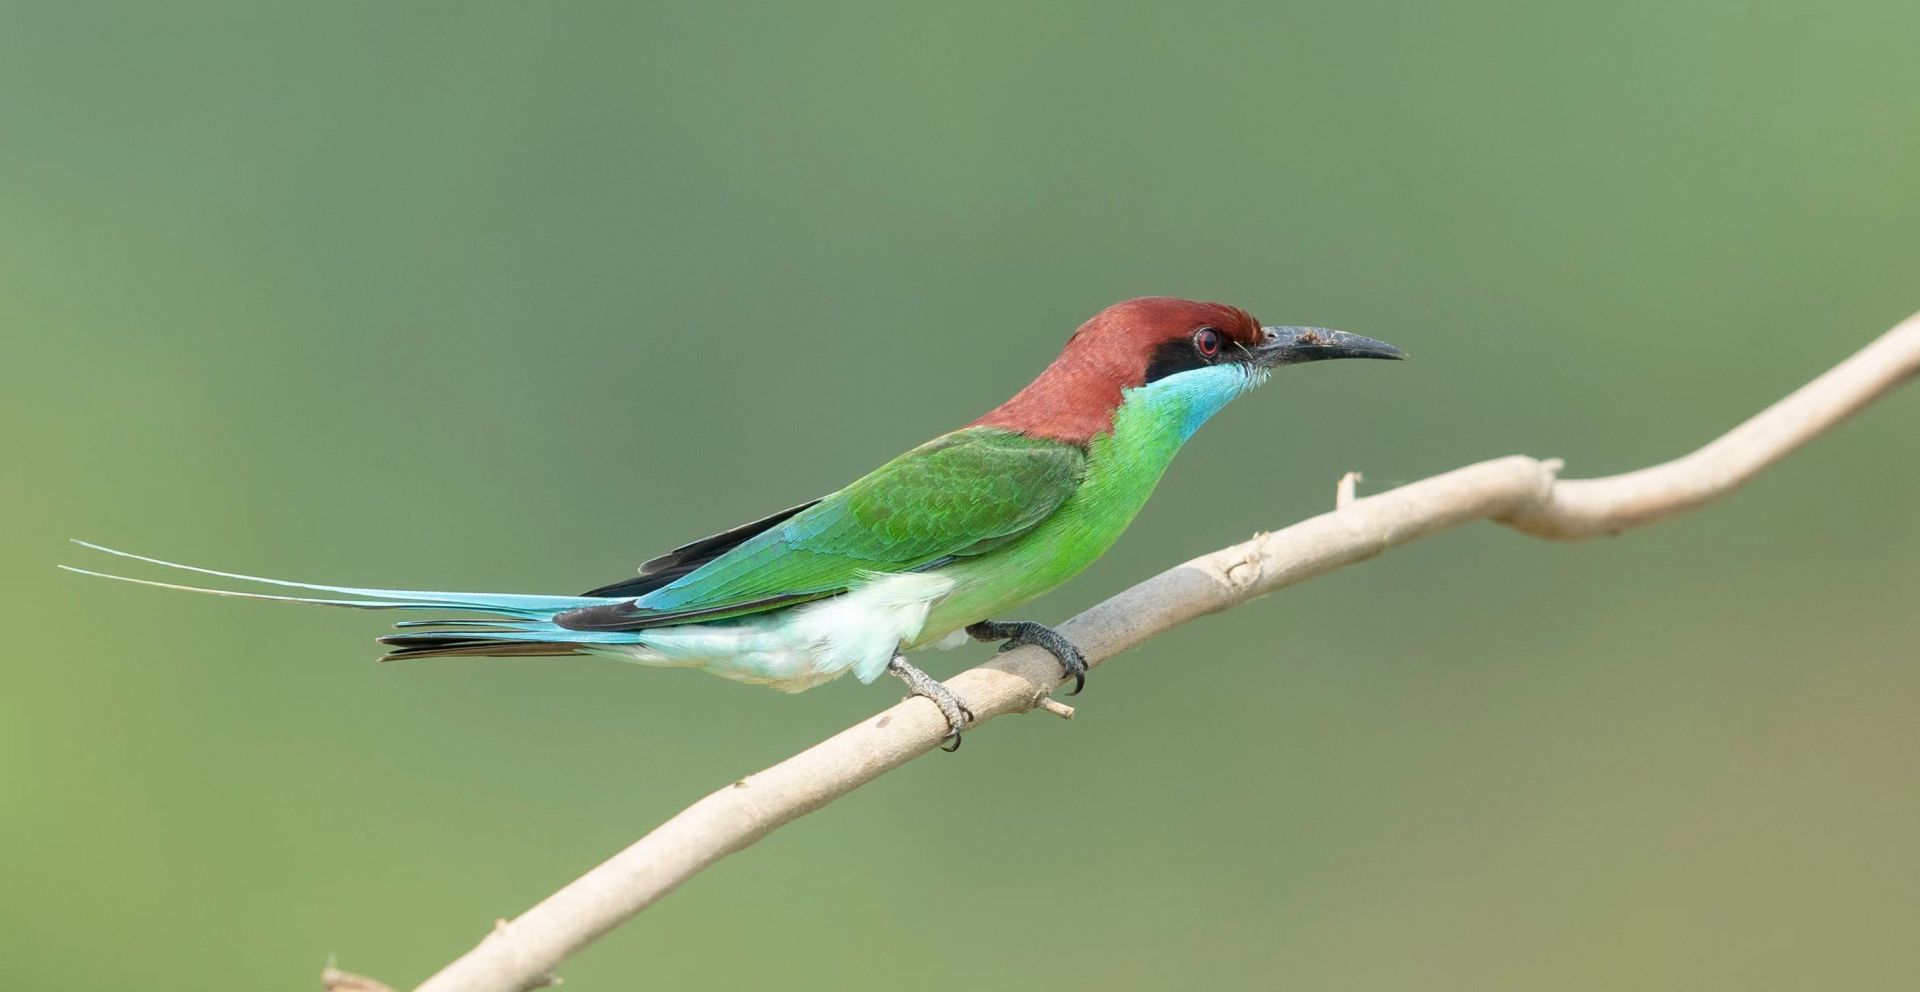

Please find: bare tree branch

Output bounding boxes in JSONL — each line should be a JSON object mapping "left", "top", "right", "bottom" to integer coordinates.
{"left": 343, "top": 310, "right": 1920, "bottom": 992}
{"left": 1504, "top": 311, "right": 1920, "bottom": 538}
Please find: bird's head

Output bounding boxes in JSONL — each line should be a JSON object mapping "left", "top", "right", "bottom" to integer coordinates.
{"left": 974, "top": 296, "right": 1404, "bottom": 444}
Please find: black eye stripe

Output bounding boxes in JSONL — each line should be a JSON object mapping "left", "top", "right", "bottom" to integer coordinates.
{"left": 1144, "top": 327, "right": 1229, "bottom": 384}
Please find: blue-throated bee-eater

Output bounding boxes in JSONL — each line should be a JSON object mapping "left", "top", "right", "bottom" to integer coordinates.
{"left": 67, "top": 297, "right": 1404, "bottom": 747}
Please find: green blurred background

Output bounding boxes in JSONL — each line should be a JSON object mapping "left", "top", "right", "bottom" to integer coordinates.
{"left": 5, "top": 2, "right": 1917, "bottom": 989}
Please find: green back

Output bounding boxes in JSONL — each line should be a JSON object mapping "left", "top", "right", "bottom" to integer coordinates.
{"left": 633, "top": 427, "right": 1086, "bottom": 617}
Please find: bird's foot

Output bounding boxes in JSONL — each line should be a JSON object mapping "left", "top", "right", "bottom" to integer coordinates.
{"left": 966, "top": 619, "right": 1088, "bottom": 696}
{"left": 887, "top": 655, "right": 973, "bottom": 752}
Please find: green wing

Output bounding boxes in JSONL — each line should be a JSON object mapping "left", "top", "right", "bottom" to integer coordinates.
{"left": 556, "top": 428, "right": 1084, "bottom": 631}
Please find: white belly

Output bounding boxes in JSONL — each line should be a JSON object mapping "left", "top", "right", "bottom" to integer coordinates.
{"left": 587, "top": 572, "right": 956, "bottom": 693}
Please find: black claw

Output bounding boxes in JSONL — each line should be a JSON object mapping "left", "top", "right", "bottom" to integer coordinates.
{"left": 970, "top": 619, "right": 1088, "bottom": 695}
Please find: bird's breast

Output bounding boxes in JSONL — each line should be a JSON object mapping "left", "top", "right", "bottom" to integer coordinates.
{"left": 911, "top": 409, "right": 1195, "bottom": 644}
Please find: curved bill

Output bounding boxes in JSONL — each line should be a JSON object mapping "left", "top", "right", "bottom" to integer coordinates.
{"left": 1254, "top": 326, "right": 1407, "bottom": 367}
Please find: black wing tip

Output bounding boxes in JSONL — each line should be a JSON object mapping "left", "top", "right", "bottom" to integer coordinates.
{"left": 583, "top": 497, "right": 828, "bottom": 598}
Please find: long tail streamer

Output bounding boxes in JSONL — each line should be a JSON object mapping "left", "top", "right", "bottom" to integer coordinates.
{"left": 60, "top": 540, "right": 635, "bottom": 659}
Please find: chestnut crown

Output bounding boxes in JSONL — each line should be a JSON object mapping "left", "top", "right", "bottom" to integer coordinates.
{"left": 971, "top": 296, "right": 1402, "bottom": 444}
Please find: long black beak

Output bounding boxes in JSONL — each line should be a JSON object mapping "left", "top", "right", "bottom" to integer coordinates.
{"left": 1254, "top": 326, "right": 1407, "bottom": 367}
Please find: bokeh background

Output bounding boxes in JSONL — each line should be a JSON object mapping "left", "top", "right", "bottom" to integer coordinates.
{"left": 5, "top": 2, "right": 1918, "bottom": 989}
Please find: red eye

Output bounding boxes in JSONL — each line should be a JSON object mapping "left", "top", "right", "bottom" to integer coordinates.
{"left": 1194, "top": 327, "right": 1221, "bottom": 358}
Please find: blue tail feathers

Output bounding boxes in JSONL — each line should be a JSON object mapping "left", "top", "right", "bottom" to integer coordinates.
{"left": 61, "top": 540, "right": 634, "bottom": 660}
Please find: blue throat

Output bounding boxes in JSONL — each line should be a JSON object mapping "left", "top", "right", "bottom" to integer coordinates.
{"left": 1120, "top": 363, "right": 1266, "bottom": 443}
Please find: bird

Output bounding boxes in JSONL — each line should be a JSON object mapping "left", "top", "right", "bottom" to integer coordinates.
{"left": 65, "top": 297, "right": 1403, "bottom": 748}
